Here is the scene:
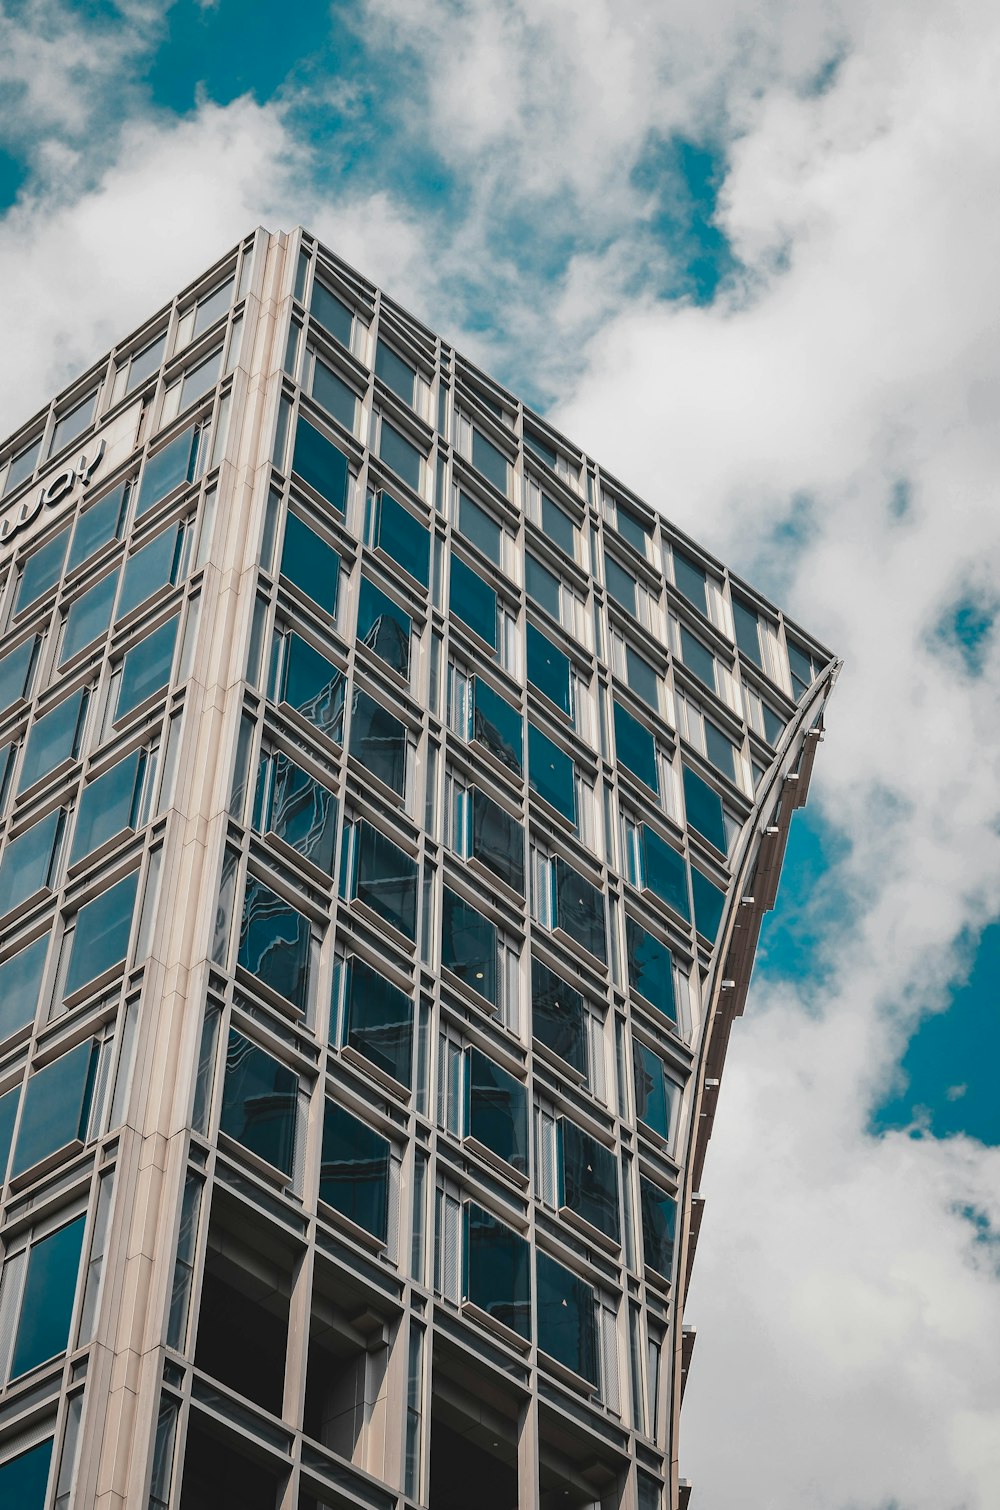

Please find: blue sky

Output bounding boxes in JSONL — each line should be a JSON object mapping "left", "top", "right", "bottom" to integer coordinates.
{"left": 1, "top": 1, "right": 999, "bottom": 1505}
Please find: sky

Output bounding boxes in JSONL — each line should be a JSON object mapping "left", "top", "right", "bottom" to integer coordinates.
{"left": 1, "top": 0, "right": 999, "bottom": 1505}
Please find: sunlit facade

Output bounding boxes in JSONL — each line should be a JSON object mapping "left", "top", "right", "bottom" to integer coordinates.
{"left": 0, "top": 227, "right": 837, "bottom": 1510}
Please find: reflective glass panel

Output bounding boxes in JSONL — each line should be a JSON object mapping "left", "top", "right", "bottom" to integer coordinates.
{"left": 472, "top": 677, "right": 521, "bottom": 772}
{"left": 15, "top": 527, "right": 70, "bottom": 616}
{"left": 467, "top": 1048, "right": 527, "bottom": 1173}
{"left": 126, "top": 332, "right": 166, "bottom": 394}
{"left": 0, "top": 1085, "right": 16, "bottom": 1181}
{"left": 291, "top": 417, "right": 349, "bottom": 513}
{"left": 0, "top": 635, "right": 39, "bottom": 712}
{"left": 541, "top": 494, "right": 576, "bottom": 558}
{"left": 471, "top": 430, "right": 509, "bottom": 496}
{"left": 192, "top": 277, "right": 233, "bottom": 337}
{"left": 310, "top": 281, "right": 353, "bottom": 348}
{"left": 560, "top": 1119, "right": 619, "bottom": 1240}
{"left": 530, "top": 957, "right": 586, "bottom": 1076}
{"left": 527, "top": 624, "right": 571, "bottom": 715}
{"left": 117, "top": 525, "right": 181, "bottom": 622}
{"left": 60, "top": 571, "right": 117, "bottom": 664}
{"left": 280, "top": 513, "right": 340, "bottom": 618}
{"left": 178, "top": 347, "right": 221, "bottom": 411}
{"left": 527, "top": 721, "right": 575, "bottom": 823}
{"left": 524, "top": 430, "right": 557, "bottom": 468}
{"left": 624, "top": 917, "right": 676, "bottom": 1023}
{"left": 732, "top": 598, "right": 762, "bottom": 667}
{"left": 0, "top": 933, "right": 48, "bottom": 1043}
{"left": 237, "top": 876, "right": 311, "bottom": 1010}
{"left": 553, "top": 857, "right": 606, "bottom": 963}
{"left": 469, "top": 787, "right": 524, "bottom": 894}
{"left": 312, "top": 357, "right": 357, "bottom": 431}
{"left": 11, "top": 1039, "right": 96, "bottom": 1178}
{"left": 613, "top": 701, "right": 657, "bottom": 792}
{"left": 441, "top": 887, "right": 496, "bottom": 1003}
{"left": 605, "top": 555, "right": 636, "bottom": 614}
{"left": 536, "top": 1250, "right": 597, "bottom": 1383}
{"left": 136, "top": 425, "right": 199, "bottom": 519}
{"left": 350, "top": 821, "right": 418, "bottom": 940}
{"left": 639, "top": 1177, "right": 676, "bottom": 1278}
{"left": 616, "top": 506, "right": 649, "bottom": 555}
{"left": 341, "top": 956, "right": 413, "bottom": 1086}
{"left": 787, "top": 640, "right": 816, "bottom": 699}
{"left": 258, "top": 753, "right": 337, "bottom": 873}
{"left": 0, "top": 1439, "right": 53, "bottom": 1507}
{"left": 320, "top": 1100, "right": 390, "bottom": 1239}
{"left": 639, "top": 827, "right": 689, "bottom": 921}
{"left": 679, "top": 626, "right": 715, "bottom": 692}
{"left": 379, "top": 420, "right": 422, "bottom": 493}
{"left": 357, "top": 578, "right": 411, "bottom": 679}
{"left": 4, "top": 436, "right": 42, "bottom": 495}
{"left": 690, "top": 866, "right": 727, "bottom": 944}
{"left": 70, "top": 750, "right": 143, "bottom": 864}
{"left": 704, "top": 719, "right": 737, "bottom": 784}
{"left": 67, "top": 482, "right": 128, "bottom": 573}
{"left": 450, "top": 556, "right": 497, "bottom": 649}
{"left": 682, "top": 764, "right": 726, "bottom": 852}
{"left": 10, "top": 1217, "right": 86, "bottom": 1378}
{"left": 17, "top": 688, "right": 88, "bottom": 794}
{"left": 632, "top": 1040, "right": 675, "bottom": 1141}
{"left": 63, "top": 872, "right": 138, "bottom": 998}
{"left": 625, "top": 645, "right": 658, "bottom": 709}
{"left": 0, "top": 808, "right": 63, "bottom": 917}
{"left": 672, "top": 549, "right": 707, "bottom": 615}
{"left": 375, "top": 340, "right": 415, "bottom": 405}
{"left": 116, "top": 615, "right": 178, "bottom": 720}
{"left": 525, "top": 553, "right": 560, "bottom": 620}
{"left": 51, "top": 391, "right": 96, "bottom": 455}
{"left": 458, "top": 493, "right": 501, "bottom": 566}
{"left": 762, "top": 704, "right": 785, "bottom": 746}
{"left": 220, "top": 1028, "right": 297, "bottom": 1176}
{"left": 464, "top": 1203, "right": 529, "bottom": 1338}
{"left": 349, "top": 689, "right": 407, "bottom": 797}
{"left": 372, "top": 490, "right": 429, "bottom": 588}
{"left": 273, "top": 632, "right": 345, "bottom": 742}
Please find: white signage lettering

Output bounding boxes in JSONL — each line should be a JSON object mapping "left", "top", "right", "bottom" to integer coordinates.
{"left": 0, "top": 439, "right": 106, "bottom": 547}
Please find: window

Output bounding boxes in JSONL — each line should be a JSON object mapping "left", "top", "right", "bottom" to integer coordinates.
{"left": 630, "top": 824, "right": 689, "bottom": 923}
{"left": 441, "top": 887, "right": 496, "bottom": 1004}
{"left": 704, "top": 717, "right": 738, "bottom": 785}
{"left": 678, "top": 625, "right": 717, "bottom": 693}
{"left": 67, "top": 480, "right": 128, "bottom": 573}
{"left": 526, "top": 623, "right": 571, "bottom": 716}
{"left": 0, "top": 807, "right": 64, "bottom": 917}
{"left": 471, "top": 677, "right": 522, "bottom": 773}
{"left": 16, "top": 687, "right": 89, "bottom": 795}
{"left": 624, "top": 645, "right": 659, "bottom": 711}
{"left": 639, "top": 1178, "right": 676, "bottom": 1280}
{"left": 3, "top": 1214, "right": 86, "bottom": 1380}
{"left": 311, "top": 356, "right": 357, "bottom": 432}
{"left": 690, "top": 865, "right": 727, "bottom": 944}
{"left": 124, "top": 331, "right": 166, "bottom": 395}
{"left": 525, "top": 553, "right": 561, "bottom": 620}
{"left": 613, "top": 701, "right": 658, "bottom": 793}
{"left": 0, "top": 933, "right": 48, "bottom": 1044}
{"left": 375, "top": 339, "right": 416, "bottom": 406}
{"left": 14, "top": 526, "right": 70, "bottom": 616}
{"left": 219, "top": 1028, "right": 298, "bottom": 1177}
{"left": 615, "top": 503, "right": 650, "bottom": 557}
{"left": 379, "top": 419, "right": 423, "bottom": 493}
{"left": 114, "top": 614, "right": 179, "bottom": 720}
{"left": 536, "top": 1250, "right": 597, "bottom": 1384}
{"left": 458, "top": 492, "right": 501, "bottom": 566}
{"left": 2, "top": 436, "right": 42, "bottom": 496}
{"left": 463, "top": 1203, "right": 529, "bottom": 1338}
{"left": 335, "top": 955, "right": 413, "bottom": 1086}
{"left": 310, "top": 279, "right": 353, "bottom": 349}
{"left": 135, "top": 424, "right": 202, "bottom": 520}
{"left": 732, "top": 597, "right": 762, "bottom": 669}
{"left": 70, "top": 748, "right": 149, "bottom": 865}
{"left": 540, "top": 493, "right": 577, "bottom": 559}
{"left": 269, "top": 630, "right": 345, "bottom": 743}
{"left": 632, "top": 1040, "right": 680, "bottom": 1143}
{"left": 449, "top": 556, "right": 497, "bottom": 649}
{"left": 175, "top": 347, "right": 222, "bottom": 414}
{"left": 291, "top": 416, "right": 350, "bottom": 513}
{"left": 60, "top": 572, "right": 117, "bottom": 664}
{"left": 342, "top": 820, "right": 418, "bottom": 941}
{"left": 672, "top": 548, "right": 708, "bottom": 616}
{"left": 279, "top": 513, "right": 340, "bottom": 618}
{"left": 682, "top": 764, "right": 726, "bottom": 852}
{"left": 369, "top": 489, "right": 430, "bottom": 588}
{"left": 559, "top": 1119, "right": 619, "bottom": 1241}
{"left": 787, "top": 639, "right": 821, "bottom": 700}
{"left": 61, "top": 872, "right": 138, "bottom": 1000}
{"left": 117, "top": 521, "right": 187, "bottom": 621}
{"left": 471, "top": 430, "right": 509, "bottom": 496}
{"left": 458, "top": 786, "right": 524, "bottom": 894}
{"left": 254, "top": 752, "right": 337, "bottom": 873}
{"left": 320, "top": 1101, "right": 391, "bottom": 1241}
{"left": 530, "top": 958, "right": 586, "bottom": 1077}
{"left": 357, "top": 578, "right": 411, "bottom": 679}
{"left": 9, "top": 1040, "right": 100, "bottom": 1179}
{"left": 190, "top": 276, "right": 234, "bottom": 338}
{"left": 552, "top": 857, "right": 606, "bottom": 964}
{"left": 605, "top": 555, "right": 637, "bottom": 616}
{"left": 0, "top": 635, "right": 39, "bottom": 712}
{"left": 349, "top": 689, "right": 408, "bottom": 798}
{"left": 466, "top": 1049, "right": 527, "bottom": 1174}
{"left": 527, "top": 721, "right": 575, "bottom": 824}
{"left": 237, "top": 876, "right": 312, "bottom": 1011}
{"left": 624, "top": 917, "right": 676, "bottom": 1024}
{"left": 0, "top": 1437, "right": 53, "bottom": 1505}
{"left": 50, "top": 390, "right": 97, "bottom": 457}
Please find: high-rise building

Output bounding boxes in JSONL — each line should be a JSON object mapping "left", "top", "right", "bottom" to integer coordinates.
{"left": 0, "top": 227, "right": 837, "bottom": 1510}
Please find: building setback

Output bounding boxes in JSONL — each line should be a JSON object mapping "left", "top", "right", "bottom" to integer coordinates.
{"left": 0, "top": 228, "right": 837, "bottom": 1510}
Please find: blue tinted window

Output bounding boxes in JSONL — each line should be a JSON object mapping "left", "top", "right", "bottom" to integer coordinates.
{"left": 220, "top": 1028, "right": 297, "bottom": 1176}
{"left": 12, "top": 1039, "right": 97, "bottom": 1179}
{"left": 633, "top": 1040, "right": 674, "bottom": 1140}
{"left": 126, "top": 332, "right": 167, "bottom": 395}
{"left": 10, "top": 1217, "right": 86, "bottom": 1378}
{"left": 17, "top": 688, "right": 88, "bottom": 794}
{"left": 0, "top": 1085, "right": 17, "bottom": 1183}
{"left": 238, "top": 876, "right": 311, "bottom": 1011}
{"left": 320, "top": 1100, "right": 390, "bottom": 1240}
{"left": 536, "top": 1250, "right": 596, "bottom": 1383}
{"left": 524, "top": 430, "right": 557, "bottom": 467}
{"left": 0, "top": 934, "right": 48, "bottom": 1043}
{"left": 379, "top": 421, "right": 422, "bottom": 493}
{"left": 679, "top": 626, "right": 715, "bottom": 692}
{"left": 526, "top": 623, "right": 571, "bottom": 715}
{"left": 672, "top": 549, "right": 707, "bottom": 615}
{"left": 15, "top": 527, "right": 70, "bottom": 616}
{"left": 682, "top": 764, "right": 726, "bottom": 852}
{"left": 528, "top": 722, "right": 575, "bottom": 824}
{"left": 0, "top": 808, "right": 64, "bottom": 917}
{"left": 291, "top": 417, "right": 350, "bottom": 512}
{"left": 469, "top": 787, "right": 524, "bottom": 894}
{"left": 471, "top": 430, "right": 509, "bottom": 496}
{"left": 116, "top": 615, "right": 178, "bottom": 720}
{"left": 560, "top": 1119, "right": 619, "bottom": 1240}
{"left": 349, "top": 689, "right": 407, "bottom": 797}
{"left": 762, "top": 704, "right": 785, "bottom": 746}
{"left": 340, "top": 956, "right": 412, "bottom": 1086}
{"left": 625, "top": 917, "right": 676, "bottom": 1023}
{"left": 372, "top": 491, "right": 429, "bottom": 588}
{"left": 616, "top": 505, "right": 649, "bottom": 555}
{"left": 64, "top": 872, "right": 139, "bottom": 999}
{"left": 613, "top": 701, "right": 657, "bottom": 792}
{"left": 625, "top": 645, "right": 659, "bottom": 709}
{"left": 0, "top": 635, "right": 39, "bottom": 712}
{"left": 347, "top": 821, "right": 418, "bottom": 941}
{"left": 192, "top": 277, "right": 233, "bottom": 337}
{"left": 280, "top": 513, "right": 340, "bottom": 618}
{"left": 178, "top": 347, "right": 221, "bottom": 412}
{"left": 272, "top": 632, "right": 345, "bottom": 742}
{"left": 541, "top": 494, "right": 576, "bottom": 558}
{"left": 450, "top": 556, "right": 497, "bottom": 649}
{"left": 4, "top": 437, "right": 42, "bottom": 495}
{"left": 71, "top": 750, "right": 144, "bottom": 864}
{"left": 441, "top": 887, "right": 496, "bottom": 1003}
{"left": 605, "top": 555, "right": 636, "bottom": 614}
{"left": 467, "top": 1049, "right": 527, "bottom": 1173}
{"left": 704, "top": 719, "right": 737, "bottom": 784}
{"left": 531, "top": 958, "right": 587, "bottom": 1076}
{"left": 60, "top": 572, "right": 117, "bottom": 664}
{"left": 690, "top": 866, "right": 727, "bottom": 944}
{"left": 136, "top": 425, "right": 199, "bottom": 519}
{"left": 357, "top": 578, "right": 411, "bottom": 678}
{"left": 312, "top": 358, "right": 357, "bottom": 431}
{"left": 464, "top": 1203, "right": 529, "bottom": 1338}
{"left": 732, "top": 598, "right": 762, "bottom": 667}
{"left": 310, "top": 281, "right": 353, "bottom": 348}
{"left": 375, "top": 341, "right": 415, "bottom": 405}
{"left": 553, "top": 858, "right": 606, "bottom": 963}
{"left": 256, "top": 753, "right": 336, "bottom": 874}
{"left": 117, "top": 526, "right": 184, "bottom": 623}
{"left": 525, "top": 554, "right": 561, "bottom": 619}
{"left": 639, "top": 1178, "right": 676, "bottom": 1279}
{"left": 458, "top": 493, "right": 501, "bottom": 565}
{"left": 0, "top": 1437, "right": 53, "bottom": 1507}
{"left": 787, "top": 640, "right": 816, "bottom": 699}
{"left": 67, "top": 481, "right": 127, "bottom": 571}
{"left": 639, "top": 827, "right": 689, "bottom": 922}
{"left": 472, "top": 678, "right": 521, "bottom": 772}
